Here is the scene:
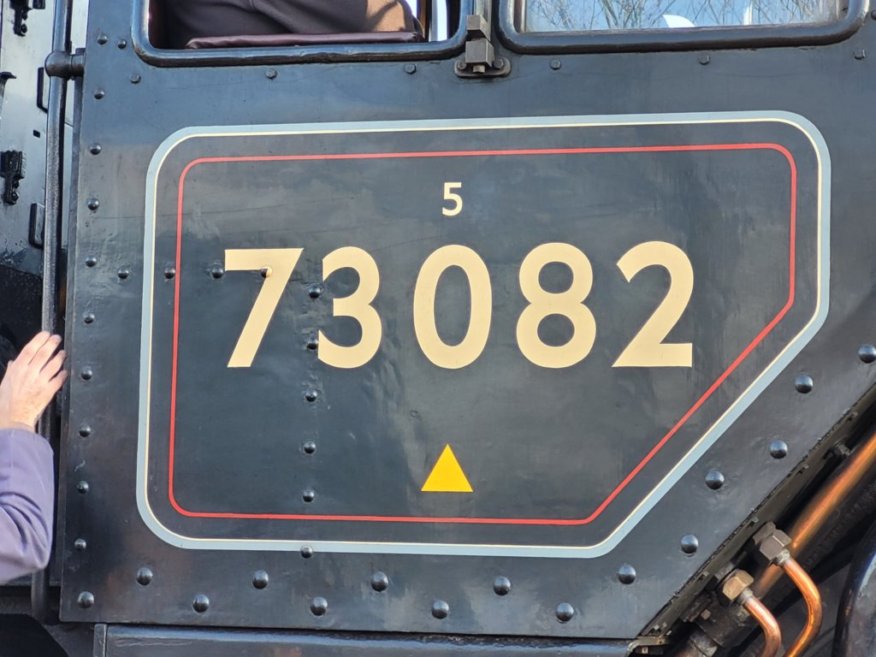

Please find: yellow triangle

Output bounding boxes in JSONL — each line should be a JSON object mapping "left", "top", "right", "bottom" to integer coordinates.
{"left": 421, "top": 444, "right": 473, "bottom": 493}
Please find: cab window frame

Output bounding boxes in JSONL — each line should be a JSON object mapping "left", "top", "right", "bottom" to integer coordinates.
{"left": 133, "top": 0, "right": 469, "bottom": 67}
{"left": 500, "top": 0, "right": 867, "bottom": 52}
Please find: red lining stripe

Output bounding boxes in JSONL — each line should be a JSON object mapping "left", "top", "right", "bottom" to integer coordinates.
{"left": 166, "top": 142, "right": 798, "bottom": 525}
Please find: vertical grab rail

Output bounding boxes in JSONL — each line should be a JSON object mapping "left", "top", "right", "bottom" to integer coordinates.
{"left": 33, "top": 0, "right": 77, "bottom": 623}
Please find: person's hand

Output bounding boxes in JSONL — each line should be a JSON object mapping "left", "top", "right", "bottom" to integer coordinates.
{"left": 0, "top": 332, "right": 67, "bottom": 432}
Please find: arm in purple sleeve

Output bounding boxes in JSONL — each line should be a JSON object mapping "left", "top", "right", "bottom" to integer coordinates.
{"left": 0, "top": 427, "right": 54, "bottom": 584}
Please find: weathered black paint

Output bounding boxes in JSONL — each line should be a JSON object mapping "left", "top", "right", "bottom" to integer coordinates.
{"left": 55, "top": 0, "right": 876, "bottom": 646}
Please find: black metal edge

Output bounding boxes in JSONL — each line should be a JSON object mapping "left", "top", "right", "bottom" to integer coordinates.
{"left": 497, "top": 0, "right": 869, "bottom": 54}
{"left": 103, "top": 625, "right": 633, "bottom": 656}
{"left": 130, "top": 0, "right": 472, "bottom": 68}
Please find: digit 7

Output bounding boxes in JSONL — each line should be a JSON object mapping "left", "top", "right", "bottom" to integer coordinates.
{"left": 225, "top": 248, "right": 303, "bottom": 368}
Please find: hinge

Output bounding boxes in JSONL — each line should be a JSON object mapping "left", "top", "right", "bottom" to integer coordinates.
{"left": 1, "top": 151, "right": 25, "bottom": 206}
{"left": 10, "top": 0, "right": 47, "bottom": 37}
{"left": 454, "top": 0, "right": 511, "bottom": 78}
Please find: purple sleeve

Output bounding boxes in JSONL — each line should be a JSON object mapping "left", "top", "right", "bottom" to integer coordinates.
{"left": 0, "top": 428, "right": 54, "bottom": 584}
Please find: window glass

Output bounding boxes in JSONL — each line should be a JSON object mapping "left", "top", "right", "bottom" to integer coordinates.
{"left": 521, "top": 0, "right": 839, "bottom": 31}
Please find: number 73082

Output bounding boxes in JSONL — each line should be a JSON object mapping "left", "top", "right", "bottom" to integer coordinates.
{"left": 224, "top": 240, "right": 694, "bottom": 371}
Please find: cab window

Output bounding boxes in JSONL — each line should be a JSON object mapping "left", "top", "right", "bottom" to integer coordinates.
{"left": 518, "top": 0, "right": 840, "bottom": 31}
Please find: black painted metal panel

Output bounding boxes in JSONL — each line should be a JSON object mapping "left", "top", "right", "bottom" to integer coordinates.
{"left": 58, "top": 0, "right": 876, "bottom": 642}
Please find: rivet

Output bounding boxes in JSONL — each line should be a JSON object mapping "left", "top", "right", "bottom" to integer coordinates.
{"left": 493, "top": 576, "right": 511, "bottom": 595}
{"left": 308, "top": 284, "right": 323, "bottom": 299}
{"left": 87, "top": 198, "right": 100, "bottom": 211}
{"left": 210, "top": 265, "right": 225, "bottom": 279}
{"left": 117, "top": 268, "right": 130, "bottom": 280}
{"left": 85, "top": 256, "right": 97, "bottom": 267}
{"left": 164, "top": 266, "right": 176, "bottom": 280}
{"left": 130, "top": 73, "right": 141, "bottom": 84}
{"left": 303, "top": 441, "right": 317, "bottom": 455}
{"left": 794, "top": 374, "right": 814, "bottom": 393}
{"left": 117, "top": 38, "right": 127, "bottom": 49}
{"left": 705, "top": 469, "right": 725, "bottom": 490}
{"left": 306, "top": 336, "right": 319, "bottom": 351}
{"left": 302, "top": 489, "right": 316, "bottom": 503}
{"left": 300, "top": 546, "right": 313, "bottom": 558}
{"left": 137, "top": 567, "right": 153, "bottom": 586}
{"left": 310, "top": 596, "right": 328, "bottom": 616}
{"left": 192, "top": 594, "right": 210, "bottom": 613}
{"left": 265, "top": 68, "right": 278, "bottom": 79}
{"left": 94, "top": 89, "right": 105, "bottom": 100}
{"left": 555, "top": 602, "right": 575, "bottom": 622}
{"left": 252, "top": 570, "right": 269, "bottom": 589}
{"left": 77, "top": 481, "right": 90, "bottom": 494}
{"left": 549, "top": 59, "right": 561, "bottom": 70}
{"left": 854, "top": 48, "right": 867, "bottom": 60}
{"left": 617, "top": 564, "right": 637, "bottom": 584}
{"left": 77, "top": 592, "right": 95, "bottom": 608}
{"left": 260, "top": 267, "right": 272, "bottom": 278}
{"left": 78, "top": 424, "right": 92, "bottom": 437}
{"left": 770, "top": 440, "right": 789, "bottom": 459}
{"left": 304, "top": 389, "right": 318, "bottom": 403}
{"left": 89, "top": 144, "right": 102, "bottom": 155}
{"left": 74, "top": 538, "right": 87, "bottom": 551}
{"left": 858, "top": 344, "right": 876, "bottom": 363}
{"left": 871, "top": 8, "right": 876, "bottom": 19}
{"left": 698, "top": 53, "right": 711, "bottom": 65}
{"left": 680, "top": 534, "right": 699, "bottom": 555}
{"left": 97, "top": 34, "right": 108, "bottom": 45}
{"left": 80, "top": 367, "right": 93, "bottom": 381}
{"left": 83, "top": 313, "right": 95, "bottom": 325}
{"left": 371, "top": 571, "right": 389, "bottom": 592}
{"left": 431, "top": 600, "right": 450, "bottom": 619}
{"left": 404, "top": 63, "right": 417, "bottom": 74}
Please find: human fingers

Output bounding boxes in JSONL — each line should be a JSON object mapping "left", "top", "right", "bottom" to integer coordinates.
{"left": 16, "top": 331, "right": 52, "bottom": 365}
{"left": 30, "top": 334, "right": 62, "bottom": 372}
{"left": 46, "top": 369, "right": 68, "bottom": 397}
{"left": 41, "top": 350, "right": 66, "bottom": 380}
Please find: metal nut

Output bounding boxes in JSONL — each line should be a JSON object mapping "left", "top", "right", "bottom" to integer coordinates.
{"left": 719, "top": 569, "right": 754, "bottom": 605}
{"left": 753, "top": 523, "right": 791, "bottom": 564}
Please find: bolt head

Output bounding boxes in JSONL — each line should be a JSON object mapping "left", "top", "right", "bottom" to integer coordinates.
{"left": 136, "top": 567, "right": 153, "bottom": 585}
{"left": 431, "top": 599, "right": 450, "bottom": 619}
{"left": 859, "top": 344, "right": 876, "bottom": 363}
{"left": 493, "top": 576, "right": 511, "bottom": 595}
{"left": 617, "top": 564, "right": 637, "bottom": 584}
{"left": 705, "top": 469, "right": 725, "bottom": 490}
{"left": 794, "top": 374, "right": 814, "bottom": 393}
{"left": 310, "top": 596, "right": 328, "bottom": 616}
{"left": 770, "top": 440, "right": 789, "bottom": 459}
{"left": 371, "top": 571, "right": 389, "bottom": 592}
{"left": 252, "top": 570, "right": 269, "bottom": 589}
{"left": 192, "top": 594, "right": 209, "bottom": 613}
{"left": 555, "top": 602, "right": 575, "bottom": 622}
{"left": 681, "top": 534, "right": 699, "bottom": 555}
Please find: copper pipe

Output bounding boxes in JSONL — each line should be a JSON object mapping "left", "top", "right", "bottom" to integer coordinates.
{"left": 741, "top": 593, "right": 783, "bottom": 657}
{"left": 779, "top": 557, "right": 823, "bottom": 657}
{"left": 753, "top": 428, "right": 876, "bottom": 597}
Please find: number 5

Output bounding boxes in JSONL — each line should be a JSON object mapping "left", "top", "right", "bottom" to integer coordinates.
{"left": 442, "top": 182, "right": 463, "bottom": 217}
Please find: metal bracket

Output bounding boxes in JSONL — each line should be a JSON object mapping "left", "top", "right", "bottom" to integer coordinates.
{"left": 10, "top": 0, "right": 47, "bottom": 37}
{"left": 454, "top": 0, "right": 511, "bottom": 78}
{"left": 1, "top": 151, "right": 25, "bottom": 205}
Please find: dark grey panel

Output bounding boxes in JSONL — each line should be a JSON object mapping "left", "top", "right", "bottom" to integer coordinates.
{"left": 58, "top": 0, "right": 876, "bottom": 641}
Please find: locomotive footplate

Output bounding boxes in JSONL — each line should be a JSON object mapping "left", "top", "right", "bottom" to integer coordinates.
{"left": 139, "top": 112, "right": 827, "bottom": 557}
